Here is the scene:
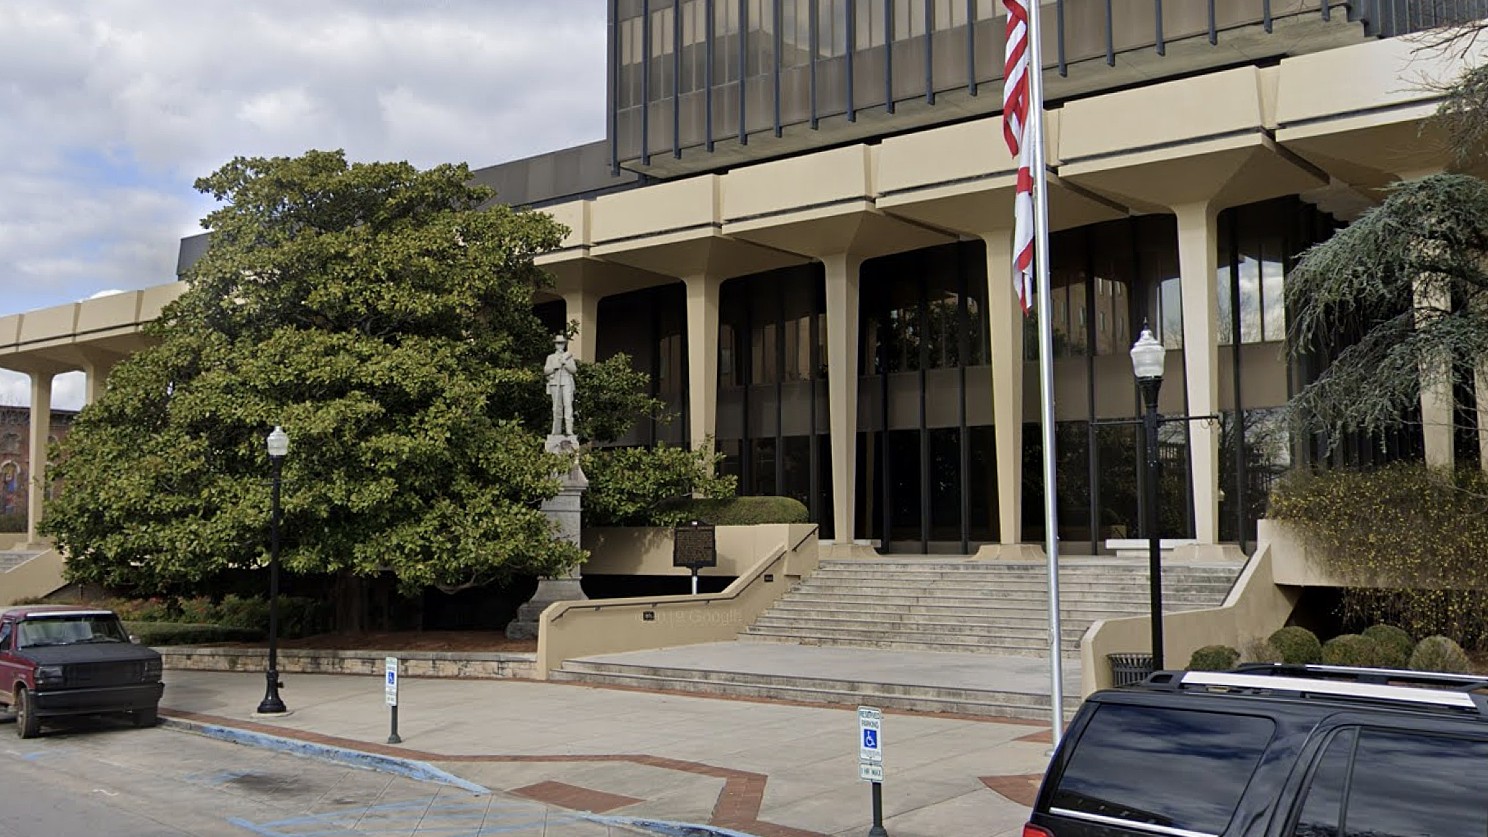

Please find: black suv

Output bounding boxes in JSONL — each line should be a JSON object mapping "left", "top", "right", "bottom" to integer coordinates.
{"left": 1027, "top": 664, "right": 1488, "bottom": 837}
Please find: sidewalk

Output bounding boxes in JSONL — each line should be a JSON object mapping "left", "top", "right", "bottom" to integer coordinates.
{"left": 161, "top": 669, "right": 1055, "bottom": 837}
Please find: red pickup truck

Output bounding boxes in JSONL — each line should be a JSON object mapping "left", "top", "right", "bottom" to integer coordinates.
{"left": 0, "top": 605, "right": 164, "bottom": 739}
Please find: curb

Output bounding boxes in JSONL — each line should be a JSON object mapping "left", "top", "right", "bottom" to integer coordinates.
{"left": 158, "top": 716, "right": 492, "bottom": 795}
{"left": 158, "top": 716, "right": 737, "bottom": 836}
{"left": 595, "top": 818, "right": 761, "bottom": 837}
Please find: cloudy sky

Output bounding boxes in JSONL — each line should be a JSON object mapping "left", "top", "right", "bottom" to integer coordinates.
{"left": 0, "top": 0, "right": 606, "bottom": 409}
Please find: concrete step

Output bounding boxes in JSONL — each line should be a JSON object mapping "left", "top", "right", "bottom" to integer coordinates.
{"left": 808, "top": 565, "right": 1243, "bottom": 581}
{"left": 795, "top": 577, "right": 1235, "bottom": 594}
{"left": 755, "top": 610, "right": 1162, "bottom": 632}
{"left": 775, "top": 591, "right": 1226, "bottom": 608}
{"left": 767, "top": 601, "right": 1163, "bottom": 621}
{"left": 0, "top": 551, "right": 41, "bottom": 573}
{"left": 737, "top": 630, "right": 1078, "bottom": 655}
{"left": 551, "top": 659, "right": 1084, "bottom": 720}
{"left": 750, "top": 613, "right": 1091, "bottom": 637}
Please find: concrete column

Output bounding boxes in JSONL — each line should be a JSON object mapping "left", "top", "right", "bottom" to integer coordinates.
{"left": 562, "top": 290, "right": 601, "bottom": 364}
{"left": 82, "top": 354, "right": 121, "bottom": 405}
{"left": 1415, "top": 278, "right": 1454, "bottom": 468}
{"left": 1174, "top": 203, "right": 1221, "bottom": 545}
{"left": 980, "top": 230, "right": 1024, "bottom": 545}
{"left": 822, "top": 253, "right": 863, "bottom": 543}
{"left": 683, "top": 274, "right": 721, "bottom": 454}
{"left": 26, "top": 372, "right": 53, "bottom": 545}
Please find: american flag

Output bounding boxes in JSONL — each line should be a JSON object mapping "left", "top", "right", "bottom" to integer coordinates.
{"left": 1003, "top": 0, "right": 1034, "bottom": 315}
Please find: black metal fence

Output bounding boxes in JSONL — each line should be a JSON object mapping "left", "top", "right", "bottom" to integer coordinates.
{"left": 1355, "top": 0, "right": 1488, "bottom": 36}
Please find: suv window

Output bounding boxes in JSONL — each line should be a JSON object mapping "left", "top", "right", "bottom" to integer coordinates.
{"left": 1050, "top": 703, "right": 1275, "bottom": 834}
{"left": 1292, "top": 728, "right": 1488, "bottom": 837}
{"left": 0, "top": 623, "right": 10, "bottom": 651}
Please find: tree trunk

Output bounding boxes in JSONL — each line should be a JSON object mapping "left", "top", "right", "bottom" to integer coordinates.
{"left": 333, "top": 571, "right": 367, "bottom": 633}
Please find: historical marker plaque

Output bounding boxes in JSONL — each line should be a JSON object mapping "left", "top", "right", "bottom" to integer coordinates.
{"left": 673, "top": 520, "right": 718, "bottom": 569}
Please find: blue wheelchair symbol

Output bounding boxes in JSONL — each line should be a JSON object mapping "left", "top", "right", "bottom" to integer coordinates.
{"left": 387, "top": 671, "right": 396, "bottom": 685}
{"left": 862, "top": 729, "right": 878, "bottom": 749}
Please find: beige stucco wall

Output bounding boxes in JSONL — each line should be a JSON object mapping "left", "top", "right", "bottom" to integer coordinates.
{"left": 537, "top": 523, "right": 818, "bottom": 678}
{"left": 582, "top": 524, "right": 815, "bottom": 578}
{"left": 0, "top": 548, "right": 66, "bottom": 605}
{"left": 1079, "top": 544, "right": 1299, "bottom": 695}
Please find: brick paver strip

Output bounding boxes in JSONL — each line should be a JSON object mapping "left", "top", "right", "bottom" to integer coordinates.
{"left": 980, "top": 773, "right": 1043, "bottom": 808}
{"left": 512, "top": 780, "right": 643, "bottom": 813}
{"left": 163, "top": 708, "right": 830, "bottom": 837}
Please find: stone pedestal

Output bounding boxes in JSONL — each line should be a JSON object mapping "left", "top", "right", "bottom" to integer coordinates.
{"left": 507, "top": 443, "right": 588, "bottom": 640}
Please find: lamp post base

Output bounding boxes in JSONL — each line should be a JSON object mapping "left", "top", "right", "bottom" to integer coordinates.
{"left": 257, "top": 670, "right": 287, "bottom": 714}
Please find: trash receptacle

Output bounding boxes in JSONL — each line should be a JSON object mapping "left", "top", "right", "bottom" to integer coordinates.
{"left": 1108, "top": 652, "right": 1155, "bottom": 687}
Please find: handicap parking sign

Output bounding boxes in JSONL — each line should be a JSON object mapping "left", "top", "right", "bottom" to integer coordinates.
{"left": 858, "top": 706, "right": 882, "bottom": 766}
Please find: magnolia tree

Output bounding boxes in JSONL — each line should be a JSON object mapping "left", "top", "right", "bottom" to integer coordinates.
{"left": 45, "top": 151, "right": 588, "bottom": 599}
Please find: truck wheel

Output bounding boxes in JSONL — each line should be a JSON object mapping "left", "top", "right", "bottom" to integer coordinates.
{"left": 131, "top": 705, "right": 157, "bottom": 729}
{"left": 15, "top": 687, "right": 39, "bottom": 739}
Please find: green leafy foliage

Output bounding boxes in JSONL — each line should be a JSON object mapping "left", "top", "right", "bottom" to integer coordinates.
{"left": 1187, "top": 645, "right": 1240, "bottom": 671}
{"left": 1321, "top": 634, "right": 1385, "bottom": 667}
{"left": 1284, "top": 174, "right": 1488, "bottom": 444}
{"left": 109, "top": 595, "right": 328, "bottom": 638}
{"left": 1240, "top": 637, "right": 1283, "bottom": 664}
{"left": 1409, "top": 635, "right": 1473, "bottom": 673}
{"left": 1362, "top": 624, "right": 1415, "bottom": 668}
{"left": 124, "top": 622, "right": 264, "bottom": 646}
{"left": 1268, "top": 626, "right": 1323, "bottom": 664}
{"left": 42, "top": 150, "right": 585, "bottom": 595}
{"left": 573, "top": 354, "right": 667, "bottom": 445}
{"left": 1269, "top": 463, "right": 1488, "bottom": 647}
{"left": 582, "top": 442, "right": 737, "bottom": 527}
{"left": 654, "top": 496, "right": 810, "bottom": 526}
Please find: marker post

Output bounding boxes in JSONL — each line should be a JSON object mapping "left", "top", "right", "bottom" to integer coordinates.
{"left": 858, "top": 706, "right": 887, "bottom": 836}
{"left": 385, "top": 656, "right": 401, "bottom": 745}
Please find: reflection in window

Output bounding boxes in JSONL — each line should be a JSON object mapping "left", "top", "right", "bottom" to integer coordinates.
{"left": 1051, "top": 704, "right": 1274, "bottom": 834}
{"left": 1343, "top": 730, "right": 1488, "bottom": 837}
{"left": 1291, "top": 728, "right": 1354, "bottom": 837}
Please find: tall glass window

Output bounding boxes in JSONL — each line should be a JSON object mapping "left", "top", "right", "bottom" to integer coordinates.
{"left": 717, "top": 265, "right": 832, "bottom": 537}
{"left": 857, "top": 240, "right": 994, "bottom": 551}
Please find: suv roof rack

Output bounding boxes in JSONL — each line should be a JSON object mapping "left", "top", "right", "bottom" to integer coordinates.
{"left": 1231, "top": 663, "right": 1488, "bottom": 690}
{"left": 1139, "top": 664, "right": 1488, "bottom": 715}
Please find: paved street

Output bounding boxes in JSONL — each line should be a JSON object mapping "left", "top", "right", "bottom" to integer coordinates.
{"left": 0, "top": 713, "right": 648, "bottom": 836}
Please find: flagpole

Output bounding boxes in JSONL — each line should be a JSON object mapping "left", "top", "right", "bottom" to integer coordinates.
{"left": 1024, "top": 0, "right": 1066, "bottom": 746}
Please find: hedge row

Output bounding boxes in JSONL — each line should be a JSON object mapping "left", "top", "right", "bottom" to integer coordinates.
{"left": 653, "top": 496, "right": 810, "bottom": 526}
{"left": 125, "top": 621, "right": 265, "bottom": 646}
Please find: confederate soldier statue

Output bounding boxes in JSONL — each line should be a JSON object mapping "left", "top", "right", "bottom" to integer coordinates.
{"left": 544, "top": 333, "right": 577, "bottom": 439}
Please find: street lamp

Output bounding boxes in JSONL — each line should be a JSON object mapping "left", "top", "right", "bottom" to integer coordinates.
{"left": 1130, "top": 325, "right": 1167, "bottom": 670}
{"left": 257, "top": 425, "right": 289, "bottom": 715}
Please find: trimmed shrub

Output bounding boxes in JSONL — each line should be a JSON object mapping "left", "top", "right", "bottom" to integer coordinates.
{"left": 654, "top": 496, "right": 811, "bottom": 526}
{"left": 1362, "top": 624, "right": 1413, "bottom": 668}
{"left": 1321, "top": 634, "right": 1385, "bottom": 667}
{"left": 1268, "top": 626, "right": 1323, "bottom": 664}
{"left": 1241, "top": 637, "right": 1284, "bottom": 664}
{"left": 1188, "top": 645, "right": 1241, "bottom": 671}
{"left": 125, "top": 622, "right": 264, "bottom": 646}
{"left": 1409, "top": 635, "right": 1472, "bottom": 673}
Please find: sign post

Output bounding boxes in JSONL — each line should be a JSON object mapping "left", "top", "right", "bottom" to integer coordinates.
{"left": 672, "top": 520, "right": 717, "bottom": 595}
{"left": 385, "top": 656, "right": 401, "bottom": 745}
{"left": 858, "top": 706, "right": 887, "bottom": 836}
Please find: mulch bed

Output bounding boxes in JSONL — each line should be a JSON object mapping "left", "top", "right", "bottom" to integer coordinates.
{"left": 214, "top": 630, "right": 537, "bottom": 653}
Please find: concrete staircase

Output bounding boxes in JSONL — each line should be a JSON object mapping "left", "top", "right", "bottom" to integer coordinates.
{"left": 740, "top": 558, "right": 1242, "bottom": 656}
{"left": 0, "top": 549, "right": 42, "bottom": 573}
{"left": 550, "top": 556, "right": 1245, "bottom": 720}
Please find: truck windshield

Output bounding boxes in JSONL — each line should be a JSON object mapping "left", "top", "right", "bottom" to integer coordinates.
{"left": 17, "top": 616, "right": 130, "bottom": 648}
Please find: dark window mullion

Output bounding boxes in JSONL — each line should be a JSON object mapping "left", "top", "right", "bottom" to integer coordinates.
{"left": 642, "top": 0, "right": 653, "bottom": 165}
{"left": 919, "top": 275, "right": 930, "bottom": 552}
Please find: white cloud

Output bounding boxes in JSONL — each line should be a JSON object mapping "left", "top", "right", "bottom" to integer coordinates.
{"left": 0, "top": 0, "right": 607, "bottom": 316}
{"left": 0, "top": 370, "right": 85, "bottom": 411}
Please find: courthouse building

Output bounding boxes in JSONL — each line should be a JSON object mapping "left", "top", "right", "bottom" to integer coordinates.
{"left": 2, "top": 0, "right": 1484, "bottom": 554}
